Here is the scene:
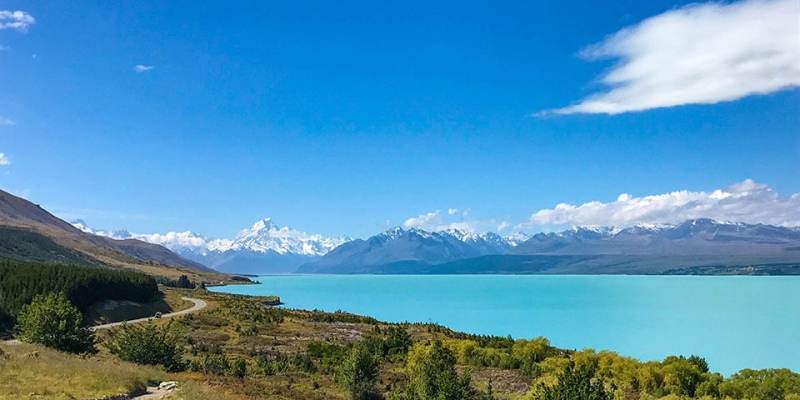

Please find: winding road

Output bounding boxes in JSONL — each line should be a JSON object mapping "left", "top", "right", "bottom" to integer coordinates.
{"left": 2, "top": 296, "right": 207, "bottom": 345}
{"left": 90, "top": 296, "right": 207, "bottom": 330}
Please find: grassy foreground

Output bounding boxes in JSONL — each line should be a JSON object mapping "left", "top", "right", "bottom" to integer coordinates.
{"left": 2, "top": 287, "right": 799, "bottom": 400}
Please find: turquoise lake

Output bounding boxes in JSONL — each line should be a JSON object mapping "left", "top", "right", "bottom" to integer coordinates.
{"left": 209, "top": 275, "right": 800, "bottom": 376}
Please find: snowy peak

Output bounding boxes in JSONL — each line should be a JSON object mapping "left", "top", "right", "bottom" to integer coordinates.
{"left": 248, "top": 218, "right": 280, "bottom": 233}
{"left": 230, "top": 218, "right": 352, "bottom": 256}
{"left": 71, "top": 217, "right": 353, "bottom": 258}
{"left": 513, "top": 219, "right": 800, "bottom": 256}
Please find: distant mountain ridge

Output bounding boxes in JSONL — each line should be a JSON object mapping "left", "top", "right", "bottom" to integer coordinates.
{"left": 75, "top": 220, "right": 530, "bottom": 274}
{"left": 70, "top": 215, "right": 800, "bottom": 275}
{"left": 512, "top": 219, "right": 800, "bottom": 257}
{"left": 298, "top": 226, "right": 529, "bottom": 273}
{"left": 73, "top": 218, "right": 353, "bottom": 274}
{"left": 300, "top": 219, "right": 800, "bottom": 274}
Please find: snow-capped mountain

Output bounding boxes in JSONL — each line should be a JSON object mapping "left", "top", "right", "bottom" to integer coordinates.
{"left": 71, "top": 218, "right": 352, "bottom": 274}
{"left": 298, "top": 226, "right": 530, "bottom": 273}
{"left": 223, "top": 219, "right": 350, "bottom": 256}
{"left": 512, "top": 218, "right": 800, "bottom": 256}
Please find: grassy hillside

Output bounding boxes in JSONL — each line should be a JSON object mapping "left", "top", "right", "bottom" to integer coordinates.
{"left": 0, "top": 189, "right": 234, "bottom": 282}
{"left": 0, "top": 228, "right": 101, "bottom": 266}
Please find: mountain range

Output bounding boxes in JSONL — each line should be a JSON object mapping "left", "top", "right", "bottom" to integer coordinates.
{"left": 71, "top": 214, "right": 800, "bottom": 275}
{"left": 299, "top": 219, "right": 800, "bottom": 274}
{"left": 73, "top": 218, "right": 352, "bottom": 274}
{"left": 73, "top": 219, "right": 530, "bottom": 274}
{"left": 4, "top": 186, "right": 797, "bottom": 276}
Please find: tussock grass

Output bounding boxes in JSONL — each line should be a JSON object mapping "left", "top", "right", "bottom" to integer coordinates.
{"left": 0, "top": 342, "right": 167, "bottom": 399}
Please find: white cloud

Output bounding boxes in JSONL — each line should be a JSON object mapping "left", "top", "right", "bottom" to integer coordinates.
{"left": 0, "top": 116, "right": 13, "bottom": 126}
{"left": 403, "top": 209, "right": 484, "bottom": 233}
{"left": 0, "top": 153, "right": 10, "bottom": 165}
{"left": 549, "top": 0, "right": 800, "bottom": 115}
{"left": 0, "top": 10, "right": 34, "bottom": 32}
{"left": 523, "top": 179, "right": 800, "bottom": 228}
{"left": 403, "top": 210, "right": 443, "bottom": 230}
{"left": 497, "top": 221, "right": 510, "bottom": 231}
{"left": 134, "top": 65, "right": 154, "bottom": 73}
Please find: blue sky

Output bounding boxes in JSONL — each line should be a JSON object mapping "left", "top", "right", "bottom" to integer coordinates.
{"left": 1, "top": 0, "right": 798, "bottom": 239}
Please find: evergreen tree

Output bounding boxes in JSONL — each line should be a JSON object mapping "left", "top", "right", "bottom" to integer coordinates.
{"left": 342, "top": 342, "right": 382, "bottom": 400}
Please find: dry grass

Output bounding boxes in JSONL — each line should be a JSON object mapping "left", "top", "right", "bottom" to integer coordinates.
{"left": 0, "top": 343, "right": 168, "bottom": 399}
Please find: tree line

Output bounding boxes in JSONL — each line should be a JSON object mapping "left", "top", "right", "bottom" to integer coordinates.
{"left": 0, "top": 261, "right": 158, "bottom": 330}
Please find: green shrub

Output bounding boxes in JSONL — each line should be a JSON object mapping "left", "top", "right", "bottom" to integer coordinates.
{"left": 16, "top": 292, "right": 96, "bottom": 354}
{"left": 104, "top": 320, "right": 184, "bottom": 372}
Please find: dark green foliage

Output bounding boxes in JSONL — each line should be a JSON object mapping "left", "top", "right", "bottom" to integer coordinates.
{"left": 16, "top": 292, "right": 96, "bottom": 354}
{"left": 342, "top": 343, "right": 382, "bottom": 400}
{"left": 228, "top": 356, "right": 247, "bottom": 379}
{"left": 254, "top": 352, "right": 290, "bottom": 376}
{"left": 157, "top": 274, "right": 196, "bottom": 289}
{"left": 360, "top": 325, "right": 413, "bottom": 361}
{"left": 104, "top": 320, "right": 185, "bottom": 372}
{"left": 308, "top": 309, "right": 379, "bottom": 324}
{"left": 687, "top": 354, "right": 709, "bottom": 373}
{"left": 220, "top": 295, "right": 286, "bottom": 324}
{"left": 540, "top": 362, "right": 609, "bottom": 400}
{"left": 384, "top": 326, "right": 413, "bottom": 357}
{"left": 292, "top": 352, "right": 317, "bottom": 373}
{"left": 307, "top": 341, "right": 349, "bottom": 374}
{"left": 190, "top": 353, "right": 230, "bottom": 375}
{"left": 0, "top": 261, "right": 158, "bottom": 329}
{"left": 189, "top": 353, "right": 251, "bottom": 378}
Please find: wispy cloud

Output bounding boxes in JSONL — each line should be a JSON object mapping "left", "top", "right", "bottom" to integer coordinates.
{"left": 0, "top": 45, "right": 8, "bottom": 51}
{"left": 0, "top": 116, "right": 13, "bottom": 126}
{"left": 134, "top": 64, "right": 154, "bottom": 73}
{"left": 0, "top": 153, "right": 10, "bottom": 165}
{"left": 522, "top": 179, "right": 800, "bottom": 228}
{"left": 0, "top": 10, "right": 35, "bottom": 32}
{"left": 547, "top": 0, "right": 800, "bottom": 115}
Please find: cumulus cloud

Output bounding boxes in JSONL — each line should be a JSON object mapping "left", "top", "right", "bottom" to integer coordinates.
{"left": 548, "top": 0, "right": 800, "bottom": 115}
{"left": 134, "top": 65, "right": 154, "bottom": 73}
{"left": 403, "top": 209, "right": 486, "bottom": 232}
{"left": 0, "top": 10, "right": 34, "bottom": 32}
{"left": 0, "top": 153, "right": 10, "bottom": 165}
{"left": 523, "top": 179, "right": 800, "bottom": 228}
{"left": 404, "top": 211, "right": 443, "bottom": 229}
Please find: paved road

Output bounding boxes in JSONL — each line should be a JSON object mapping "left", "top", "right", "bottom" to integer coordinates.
{"left": 1, "top": 296, "right": 207, "bottom": 345}
{"left": 91, "top": 296, "right": 207, "bottom": 330}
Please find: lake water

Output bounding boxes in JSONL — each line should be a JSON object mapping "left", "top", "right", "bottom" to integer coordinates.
{"left": 209, "top": 275, "right": 800, "bottom": 376}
